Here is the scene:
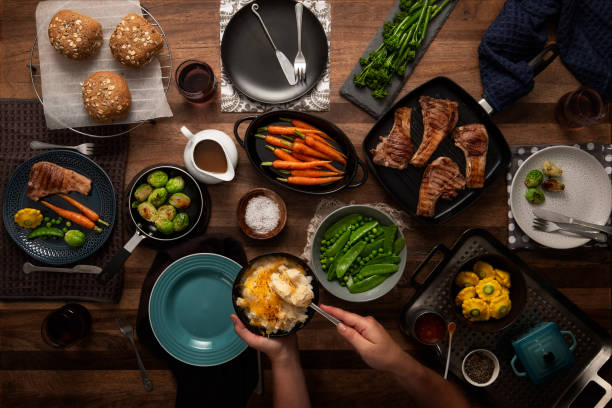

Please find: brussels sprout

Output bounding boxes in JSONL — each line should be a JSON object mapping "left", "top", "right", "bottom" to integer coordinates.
{"left": 542, "top": 160, "right": 562, "bottom": 177}
{"left": 147, "top": 170, "right": 169, "bottom": 188}
{"left": 155, "top": 218, "right": 174, "bottom": 235}
{"left": 134, "top": 183, "right": 153, "bottom": 202}
{"left": 137, "top": 202, "right": 158, "bottom": 221}
{"left": 158, "top": 205, "right": 176, "bottom": 220}
{"left": 64, "top": 230, "right": 86, "bottom": 247}
{"left": 542, "top": 178, "right": 565, "bottom": 192}
{"left": 173, "top": 212, "right": 190, "bottom": 232}
{"left": 166, "top": 176, "right": 185, "bottom": 194}
{"left": 524, "top": 169, "right": 543, "bottom": 188}
{"left": 168, "top": 192, "right": 191, "bottom": 209}
{"left": 148, "top": 188, "right": 168, "bottom": 207}
{"left": 525, "top": 188, "right": 545, "bottom": 204}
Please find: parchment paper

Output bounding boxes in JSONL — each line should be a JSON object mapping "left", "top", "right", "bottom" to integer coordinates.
{"left": 35, "top": 0, "right": 173, "bottom": 130}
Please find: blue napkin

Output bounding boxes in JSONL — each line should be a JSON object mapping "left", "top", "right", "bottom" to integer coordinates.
{"left": 478, "top": 0, "right": 612, "bottom": 112}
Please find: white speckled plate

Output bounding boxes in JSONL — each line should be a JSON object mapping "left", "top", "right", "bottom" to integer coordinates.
{"left": 510, "top": 146, "right": 612, "bottom": 249}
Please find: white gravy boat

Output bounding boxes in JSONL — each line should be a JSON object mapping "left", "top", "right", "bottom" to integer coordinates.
{"left": 180, "top": 126, "right": 238, "bottom": 184}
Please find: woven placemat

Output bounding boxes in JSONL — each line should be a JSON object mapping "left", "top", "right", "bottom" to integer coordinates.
{"left": 505, "top": 143, "right": 612, "bottom": 250}
{"left": 0, "top": 99, "right": 129, "bottom": 302}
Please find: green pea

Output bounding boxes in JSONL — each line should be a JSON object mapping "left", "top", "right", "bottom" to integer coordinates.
{"left": 66, "top": 221, "right": 72, "bottom": 227}
{"left": 46, "top": 222, "right": 52, "bottom": 228}
{"left": 378, "top": 248, "right": 384, "bottom": 253}
{"left": 357, "top": 216, "right": 363, "bottom": 221}
{"left": 329, "top": 257, "right": 334, "bottom": 262}
{"left": 62, "top": 227, "right": 68, "bottom": 232}
{"left": 44, "top": 217, "right": 50, "bottom": 222}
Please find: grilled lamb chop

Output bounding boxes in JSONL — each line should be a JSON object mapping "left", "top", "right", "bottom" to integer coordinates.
{"left": 410, "top": 96, "right": 459, "bottom": 167}
{"left": 27, "top": 161, "right": 92, "bottom": 201}
{"left": 453, "top": 124, "right": 489, "bottom": 188}
{"left": 416, "top": 157, "right": 466, "bottom": 217}
{"left": 370, "top": 107, "right": 413, "bottom": 170}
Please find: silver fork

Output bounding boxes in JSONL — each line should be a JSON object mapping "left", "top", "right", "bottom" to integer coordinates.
{"left": 117, "top": 318, "right": 153, "bottom": 392}
{"left": 532, "top": 217, "right": 607, "bottom": 243}
{"left": 30, "top": 141, "right": 94, "bottom": 156}
{"left": 293, "top": 2, "right": 306, "bottom": 82}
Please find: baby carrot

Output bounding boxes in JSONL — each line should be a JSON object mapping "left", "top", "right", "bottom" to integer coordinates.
{"left": 259, "top": 126, "right": 328, "bottom": 137}
{"left": 58, "top": 194, "right": 109, "bottom": 226}
{"left": 295, "top": 130, "right": 347, "bottom": 164}
{"left": 290, "top": 119, "right": 317, "bottom": 130}
{"left": 291, "top": 141, "right": 334, "bottom": 161}
{"left": 255, "top": 134, "right": 291, "bottom": 149}
{"left": 277, "top": 176, "right": 343, "bottom": 185}
{"left": 40, "top": 201, "right": 102, "bottom": 232}
{"left": 287, "top": 169, "right": 345, "bottom": 177}
{"left": 261, "top": 160, "right": 331, "bottom": 170}
{"left": 291, "top": 152, "right": 343, "bottom": 173}
{"left": 265, "top": 145, "right": 301, "bottom": 162}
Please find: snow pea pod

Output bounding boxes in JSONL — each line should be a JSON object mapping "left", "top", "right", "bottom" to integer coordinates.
{"left": 349, "top": 221, "right": 378, "bottom": 245}
{"left": 365, "top": 255, "right": 401, "bottom": 266}
{"left": 27, "top": 226, "right": 64, "bottom": 239}
{"left": 358, "top": 263, "right": 399, "bottom": 278}
{"left": 324, "top": 230, "right": 350, "bottom": 258}
{"left": 323, "top": 214, "right": 361, "bottom": 240}
{"left": 383, "top": 225, "right": 398, "bottom": 254}
{"left": 327, "top": 257, "right": 339, "bottom": 281}
{"left": 348, "top": 274, "right": 389, "bottom": 293}
{"left": 336, "top": 241, "right": 367, "bottom": 278}
{"left": 393, "top": 236, "right": 406, "bottom": 255}
{"left": 360, "top": 238, "right": 384, "bottom": 256}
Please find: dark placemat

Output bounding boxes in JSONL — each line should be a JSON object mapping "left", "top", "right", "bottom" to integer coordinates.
{"left": 136, "top": 234, "right": 257, "bottom": 407}
{"left": 0, "top": 98, "right": 129, "bottom": 303}
{"left": 506, "top": 143, "right": 612, "bottom": 250}
{"left": 339, "top": 0, "right": 458, "bottom": 118}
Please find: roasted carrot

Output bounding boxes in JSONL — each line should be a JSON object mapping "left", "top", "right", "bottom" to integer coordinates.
{"left": 261, "top": 160, "right": 331, "bottom": 170}
{"left": 259, "top": 126, "right": 328, "bottom": 137}
{"left": 40, "top": 201, "right": 102, "bottom": 232}
{"left": 265, "top": 145, "right": 301, "bottom": 162}
{"left": 295, "top": 130, "right": 347, "bottom": 164}
{"left": 288, "top": 130, "right": 335, "bottom": 148}
{"left": 290, "top": 119, "right": 318, "bottom": 130}
{"left": 291, "top": 141, "right": 335, "bottom": 161}
{"left": 58, "top": 194, "right": 109, "bottom": 226}
{"left": 255, "top": 134, "right": 291, "bottom": 149}
{"left": 277, "top": 176, "right": 343, "bottom": 185}
{"left": 286, "top": 169, "right": 345, "bottom": 177}
{"left": 291, "top": 152, "right": 342, "bottom": 173}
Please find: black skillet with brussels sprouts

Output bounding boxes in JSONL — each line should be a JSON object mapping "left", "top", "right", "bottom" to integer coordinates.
{"left": 129, "top": 166, "right": 204, "bottom": 238}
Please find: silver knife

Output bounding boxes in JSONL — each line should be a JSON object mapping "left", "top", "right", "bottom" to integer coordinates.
{"left": 251, "top": 3, "right": 297, "bottom": 86}
{"left": 533, "top": 208, "right": 612, "bottom": 235}
{"left": 551, "top": 222, "right": 607, "bottom": 243}
{"left": 23, "top": 262, "right": 102, "bottom": 275}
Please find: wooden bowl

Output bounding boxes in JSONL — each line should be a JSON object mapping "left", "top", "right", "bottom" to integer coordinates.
{"left": 236, "top": 188, "right": 287, "bottom": 239}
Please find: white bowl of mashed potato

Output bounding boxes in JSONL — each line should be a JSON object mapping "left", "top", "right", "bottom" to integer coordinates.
{"left": 232, "top": 253, "right": 319, "bottom": 336}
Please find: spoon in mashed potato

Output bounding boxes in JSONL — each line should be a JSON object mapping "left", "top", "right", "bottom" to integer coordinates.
{"left": 269, "top": 267, "right": 341, "bottom": 326}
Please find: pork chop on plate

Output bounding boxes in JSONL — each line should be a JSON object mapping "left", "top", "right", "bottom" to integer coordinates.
{"left": 370, "top": 107, "right": 413, "bottom": 170}
{"left": 26, "top": 161, "right": 92, "bottom": 201}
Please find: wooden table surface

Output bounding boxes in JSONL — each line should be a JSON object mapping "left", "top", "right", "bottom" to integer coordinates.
{"left": 1, "top": 0, "right": 611, "bottom": 407}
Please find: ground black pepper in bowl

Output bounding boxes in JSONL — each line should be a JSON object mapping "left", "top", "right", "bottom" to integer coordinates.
{"left": 464, "top": 352, "right": 495, "bottom": 383}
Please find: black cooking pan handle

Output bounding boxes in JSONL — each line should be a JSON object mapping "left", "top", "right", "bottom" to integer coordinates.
{"left": 410, "top": 244, "right": 450, "bottom": 289}
{"left": 233, "top": 116, "right": 258, "bottom": 148}
{"left": 347, "top": 158, "right": 368, "bottom": 189}
{"left": 528, "top": 43, "right": 559, "bottom": 77}
{"left": 97, "top": 231, "right": 146, "bottom": 285}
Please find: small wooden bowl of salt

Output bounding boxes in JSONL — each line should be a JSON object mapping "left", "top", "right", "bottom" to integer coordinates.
{"left": 237, "top": 188, "right": 287, "bottom": 239}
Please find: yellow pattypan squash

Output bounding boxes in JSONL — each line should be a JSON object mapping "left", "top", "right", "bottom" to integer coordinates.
{"left": 14, "top": 208, "right": 43, "bottom": 229}
{"left": 473, "top": 261, "right": 495, "bottom": 279}
{"left": 489, "top": 295, "right": 512, "bottom": 319}
{"left": 476, "top": 277, "right": 503, "bottom": 301}
{"left": 455, "top": 271, "right": 479, "bottom": 288}
{"left": 455, "top": 286, "right": 476, "bottom": 306}
{"left": 462, "top": 298, "right": 490, "bottom": 322}
{"left": 494, "top": 269, "right": 511, "bottom": 288}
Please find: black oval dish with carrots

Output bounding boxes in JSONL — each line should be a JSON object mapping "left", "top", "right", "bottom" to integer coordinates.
{"left": 233, "top": 111, "right": 367, "bottom": 195}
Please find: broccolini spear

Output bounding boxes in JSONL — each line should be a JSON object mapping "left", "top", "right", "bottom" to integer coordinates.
{"left": 353, "top": 0, "right": 452, "bottom": 99}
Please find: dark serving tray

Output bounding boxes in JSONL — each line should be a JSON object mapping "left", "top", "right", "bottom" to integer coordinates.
{"left": 362, "top": 77, "right": 511, "bottom": 223}
{"left": 401, "top": 229, "right": 612, "bottom": 407}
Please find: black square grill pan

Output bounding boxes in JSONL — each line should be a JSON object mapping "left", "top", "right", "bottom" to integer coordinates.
{"left": 362, "top": 76, "right": 511, "bottom": 223}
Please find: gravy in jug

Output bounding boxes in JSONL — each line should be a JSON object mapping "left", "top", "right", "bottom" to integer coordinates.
{"left": 193, "top": 140, "right": 227, "bottom": 173}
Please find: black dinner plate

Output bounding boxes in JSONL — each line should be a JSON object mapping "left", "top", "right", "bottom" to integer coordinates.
{"left": 221, "top": 0, "right": 328, "bottom": 104}
{"left": 362, "top": 77, "right": 511, "bottom": 224}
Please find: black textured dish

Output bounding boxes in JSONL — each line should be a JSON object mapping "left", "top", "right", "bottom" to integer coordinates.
{"left": 232, "top": 253, "right": 319, "bottom": 337}
{"left": 234, "top": 110, "right": 367, "bottom": 194}
{"left": 362, "top": 76, "right": 511, "bottom": 223}
{"left": 2, "top": 150, "right": 116, "bottom": 265}
{"left": 221, "top": 0, "right": 328, "bottom": 104}
{"left": 451, "top": 254, "right": 527, "bottom": 333}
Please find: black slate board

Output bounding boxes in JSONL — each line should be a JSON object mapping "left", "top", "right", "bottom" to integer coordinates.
{"left": 340, "top": 0, "right": 458, "bottom": 118}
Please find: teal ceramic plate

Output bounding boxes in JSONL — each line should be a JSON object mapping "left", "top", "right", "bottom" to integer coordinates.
{"left": 149, "top": 253, "right": 247, "bottom": 366}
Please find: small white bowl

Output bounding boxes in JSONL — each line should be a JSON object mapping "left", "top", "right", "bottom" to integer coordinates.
{"left": 461, "top": 349, "right": 500, "bottom": 387}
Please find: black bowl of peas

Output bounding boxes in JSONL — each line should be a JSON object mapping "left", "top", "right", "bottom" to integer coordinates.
{"left": 311, "top": 205, "right": 406, "bottom": 302}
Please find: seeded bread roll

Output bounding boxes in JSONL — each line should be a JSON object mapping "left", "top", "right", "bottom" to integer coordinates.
{"left": 81, "top": 71, "right": 131, "bottom": 123}
{"left": 48, "top": 10, "right": 103, "bottom": 60}
{"left": 109, "top": 13, "right": 163, "bottom": 68}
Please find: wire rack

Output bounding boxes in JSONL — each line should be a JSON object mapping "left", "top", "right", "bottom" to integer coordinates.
{"left": 29, "top": 5, "right": 172, "bottom": 138}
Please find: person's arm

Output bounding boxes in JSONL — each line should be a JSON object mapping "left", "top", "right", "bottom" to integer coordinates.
{"left": 320, "top": 305, "right": 470, "bottom": 408}
{"left": 230, "top": 314, "right": 311, "bottom": 408}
